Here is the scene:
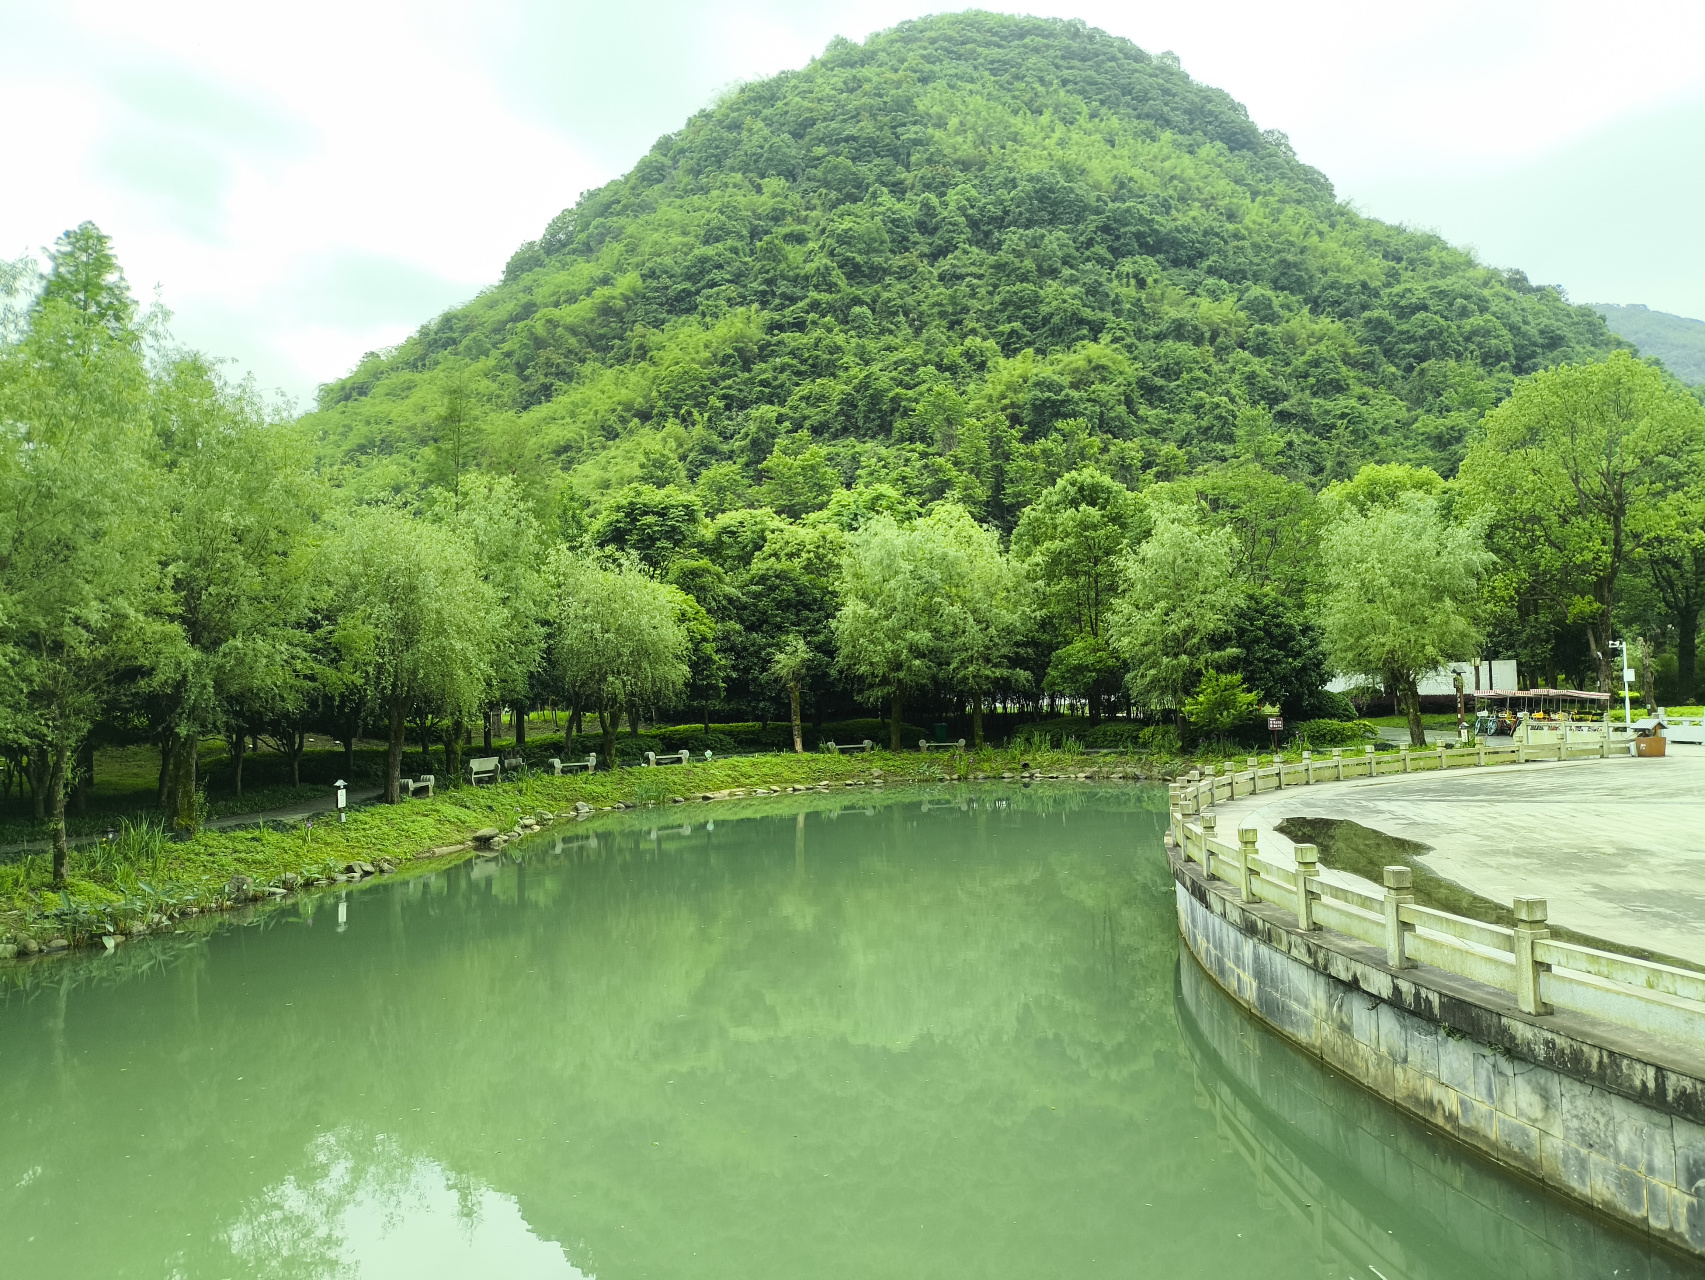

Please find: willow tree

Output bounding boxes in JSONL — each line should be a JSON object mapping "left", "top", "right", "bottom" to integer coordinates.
{"left": 1111, "top": 516, "right": 1242, "bottom": 722}
{"left": 0, "top": 224, "right": 162, "bottom": 883}
{"left": 1319, "top": 493, "right": 1490, "bottom": 746}
{"left": 323, "top": 509, "right": 496, "bottom": 802}
{"left": 549, "top": 553, "right": 689, "bottom": 766}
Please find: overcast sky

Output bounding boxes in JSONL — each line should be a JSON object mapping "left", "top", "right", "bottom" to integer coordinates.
{"left": 5, "top": 0, "right": 1703, "bottom": 407}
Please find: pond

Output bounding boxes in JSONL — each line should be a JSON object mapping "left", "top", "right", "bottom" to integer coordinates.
{"left": 0, "top": 786, "right": 1693, "bottom": 1278}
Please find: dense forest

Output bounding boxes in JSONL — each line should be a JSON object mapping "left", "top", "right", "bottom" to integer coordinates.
{"left": 7, "top": 13, "right": 1705, "bottom": 879}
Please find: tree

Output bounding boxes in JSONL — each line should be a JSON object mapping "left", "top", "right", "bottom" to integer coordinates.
{"left": 834, "top": 515, "right": 957, "bottom": 750}
{"left": 1319, "top": 493, "right": 1490, "bottom": 746}
{"left": 921, "top": 504, "right": 1030, "bottom": 745}
{"left": 1632, "top": 488, "right": 1705, "bottom": 704}
{"left": 322, "top": 509, "right": 496, "bottom": 802}
{"left": 591, "top": 484, "right": 705, "bottom": 571}
{"left": 1111, "top": 517, "right": 1242, "bottom": 719}
{"left": 1012, "top": 470, "right": 1143, "bottom": 719}
{"left": 151, "top": 354, "right": 317, "bottom": 817}
{"left": 0, "top": 223, "right": 163, "bottom": 883}
{"left": 550, "top": 553, "right": 690, "bottom": 765}
{"left": 449, "top": 474, "right": 547, "bottom": 761}
{"left": 1183, "top": 671, "right": 1260, "bottom": 748}
{"left": 1226, "top": 592, "right": 1330, "bottom": 721}
{"left": 1459, "top": 353, "right": 1705, "bottom": 693}
{"left": 766, "top": 634, "right": 813, "bottom": 752}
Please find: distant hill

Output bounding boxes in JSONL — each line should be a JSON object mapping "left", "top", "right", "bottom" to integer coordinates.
{"left": 1590, "top": 304, "right": 1705, "bottom": 385}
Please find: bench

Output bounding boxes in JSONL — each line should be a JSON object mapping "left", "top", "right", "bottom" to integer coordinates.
{"left": 400, "top": 774, "right": 435, "bottom": 798}
{"left": 549, "top": 753, "right": 597, "bottom": 775}
{"left": 919, "top": 738, "right": 966, "bottom": 753}
{"left": 824, "top": 739, "right": 875, "bottom": 754}
{"left": 468, "top": 756, "right": 499, "bottom": 786}
{"left": 501, "top": 756, "right": 526, "bottom": 776}
{"left": 644, "top": 750, "right": 690, "bottom": 767}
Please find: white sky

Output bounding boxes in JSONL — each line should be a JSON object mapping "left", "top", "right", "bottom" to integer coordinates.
{"left": 4, "top": 0, "right": 1702, "bottom": 407}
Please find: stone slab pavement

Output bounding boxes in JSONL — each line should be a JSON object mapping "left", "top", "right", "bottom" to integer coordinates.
{"left": 1205, "top": 748, "right": 1705, "bottom": 968}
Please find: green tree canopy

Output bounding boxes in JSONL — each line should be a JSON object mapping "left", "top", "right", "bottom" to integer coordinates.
{"left": 1319, "top": 493, "right": 1490, "bottom": 745}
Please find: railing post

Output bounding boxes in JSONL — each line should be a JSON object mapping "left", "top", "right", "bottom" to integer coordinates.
{"left": 1436, "top": 745, "right": 1447, "bottom": 771}
{"left": 1303, "top": 750, "right": 1314, "bottom": 783}
{"left": 1364, "top": 745, "right": 1376, "bottom": 776}
{"left": 1199, "top": 813, "right": 1217, "bottom": 878}
{"left": 1237, "top": 826, "right": 1258, "bottom": 902}
{"left": 1601, "top": 719, "right": 1609, "bottom": 758}
{"left": 1514, "top": 896, "right": 1551, "bottom": 1015}
{"left": 1400, "top": 744, "right": 1410, "bottom": 773}
{"left": 1383, "top": 866, "right": 1415, "bottom": 968}
{"left": 1332, "top": 747, "right": 1343, "bottom": 780}
{"left": 1557, "top": 735, "right": 1566, "bottom": 763}
{"left": 1476, "top": 740, "right": 1486, "bottom": 767}
{"left": 1294, "top": 844, "right": 1319, "bottom": 930}
{"left": 1274, "top": 752, "right": 1284, "bottom": 789}
{"left": 1168, "top": 782, "right": 1184, "bottom": 845}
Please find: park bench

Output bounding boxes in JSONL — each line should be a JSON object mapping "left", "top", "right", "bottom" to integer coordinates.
{"left": 400, "top": 774, "right": 435, "bottom": 798}
{"left": 501, "top": 755, "right": 526, "bottom": 776}
{"left": 549, "top": 753, "right": 597, "bottom": 775}
{"left": 918, "top": 738, "right": 966, "bottom": 753}
{"left": 468, "top": 756, "right": 500, "bottom": 786}
{"left": 824, "top": 739, "right": 875, "bottom": 754}
{"left": 644, "top": 750, "right": 691, "bottom": 767}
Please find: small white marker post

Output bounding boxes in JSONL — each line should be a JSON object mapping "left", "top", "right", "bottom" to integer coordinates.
{"left": 335, "top": 779, "right": 347, "bottom": 823}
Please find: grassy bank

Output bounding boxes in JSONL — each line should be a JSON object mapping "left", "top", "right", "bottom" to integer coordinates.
{"left": 0, "top": 741, "right": 1165, "bottom": 958}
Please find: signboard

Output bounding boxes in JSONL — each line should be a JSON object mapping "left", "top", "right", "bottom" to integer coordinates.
{"left": 1267, "top": 717, "right": 1284, "bottom": 731}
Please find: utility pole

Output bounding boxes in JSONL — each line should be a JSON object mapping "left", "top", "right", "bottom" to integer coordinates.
{"left": 1454, "top": 670, "right": 1466, "bottom": 742}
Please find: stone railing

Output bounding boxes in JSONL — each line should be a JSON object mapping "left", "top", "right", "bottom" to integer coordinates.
{"left": 1168, "top": 740, "right": 1705, "bottom": 1052}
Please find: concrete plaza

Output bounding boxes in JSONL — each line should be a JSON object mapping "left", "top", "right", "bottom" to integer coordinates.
{"left": 1208, "top": 747, "right": 1705, "bottom": 968}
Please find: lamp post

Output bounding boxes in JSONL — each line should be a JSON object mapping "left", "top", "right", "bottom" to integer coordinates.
{"left": 1611, "top": 640, "right": 1633, "bottom": 729}
{"left": 1454, "top": 670, "right": 1466, "bottom": 742}
{"left": 334, "top": 779, "right": 347, "bottom": 823}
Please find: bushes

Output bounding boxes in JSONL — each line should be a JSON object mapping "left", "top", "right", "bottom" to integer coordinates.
{"left": 1289, "top": 718, "right": 1378, "bottom": 748}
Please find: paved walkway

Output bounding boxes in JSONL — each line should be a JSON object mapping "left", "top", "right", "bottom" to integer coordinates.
{"left": 1206, "top": 749, "right": 1705, "bottom": 967}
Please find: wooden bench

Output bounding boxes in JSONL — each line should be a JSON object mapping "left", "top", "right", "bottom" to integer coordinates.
{"left": 824, "top": 739, "right": 875, "bottom": 754}
{"left": 468, "top": 756, "right": 500, "bottom": 786}
{"left": 919, "top": 738, "right": 966, "bottom": 753}
{"left": 549, "top": 754, "right": 597, "bottom": 775}
{"left": 400, "top": 774, "right": 435, "bottom": 798}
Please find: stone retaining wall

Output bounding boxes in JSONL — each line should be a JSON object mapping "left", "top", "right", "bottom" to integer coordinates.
{"left": 1171, "top": 845, "right": 1705, "bottom": 1259}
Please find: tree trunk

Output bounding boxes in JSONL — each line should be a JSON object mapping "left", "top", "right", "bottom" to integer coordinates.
{"left": 27, "top": 750, "right": 45, "bottom": 821}
{"left": 972, "top": 693, "right": 984, "bottom": 748}
{"left": 890, "top": 693, "right": 903, "bottom": 753}
{"left": 1679, "top": 613, "right": 1699, "bottom": 705}
{"left": 516, "top": 705, "right": 527, "bottom": 747}
{"left": 157, "top": 741, "right": 172, "bottom": 810}
{"left": 290, "top": 730, "right": 305, "bottom": 787}
{"left": 418, "top": 717, "right": 432, "bottom": 774}
{"left": 703, "top": 702, "right": 711, "bottom": 734}
{"left": 230, "top": 731, "right": 247, "bottom": 799}
{"left": 445, "top": 715, "right": 464, "bottom": 786}
{"left": 629, "top": 703, "right": 640, "bottom": 737}
{"left": 385, "top": 703, "right": 406, "bottom": 803}
{"left": 599, "top": 701, "right": 618, "bottom": 768}
{"left": 483, "top": 709, "right": 494, "bottom": 752}
{"left": 1400, "top": 678, "right": 1426, "bottom": 747}
{"left": 48, "top": 742, "right": 70, "bottom": 888}
{"left": 1641, "top": 641, "right": 1657, "bottom": 714}
{"left": 566, "top": 698, "right": 579, "bottom": 751}
{"left": 788, "top": 683, "right": 802, "bottom": 753}
{"left": 172, "top": 737, "right": 198, "bottom": 833}
{"left": 73, "top": 738, "right": 94, "bottom": 814}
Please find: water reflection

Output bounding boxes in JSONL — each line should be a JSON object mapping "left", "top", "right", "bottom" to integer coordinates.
{"left": 1176, "top": 950, "right": 1696, "bottom": 1279}
{"left": 229, "top": 1134, "right": 583, "bottom": 1280}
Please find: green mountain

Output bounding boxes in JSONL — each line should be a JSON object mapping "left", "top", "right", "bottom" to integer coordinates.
{"left": 303, "top": 11, "right": 1622, "bottom": 527}
{"left": 1590, "top": 304, "right": 1705, "bottom": 385}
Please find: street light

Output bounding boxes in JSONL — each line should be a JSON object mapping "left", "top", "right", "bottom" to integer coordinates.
{"left": 1610, "top": 641, "right": 1634, "bottom": 728}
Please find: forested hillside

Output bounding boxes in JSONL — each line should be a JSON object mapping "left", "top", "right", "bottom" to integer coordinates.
{"left": 305, "top": 11, "right": 1620, "bottom": 521}
{"left": 1591, "top": 304, "right": 1705, "bottom": 386}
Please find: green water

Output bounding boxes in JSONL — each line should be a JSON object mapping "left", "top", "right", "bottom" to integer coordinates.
{"left": 0, "top": 787, "right": 1694, "bottom": 1278}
